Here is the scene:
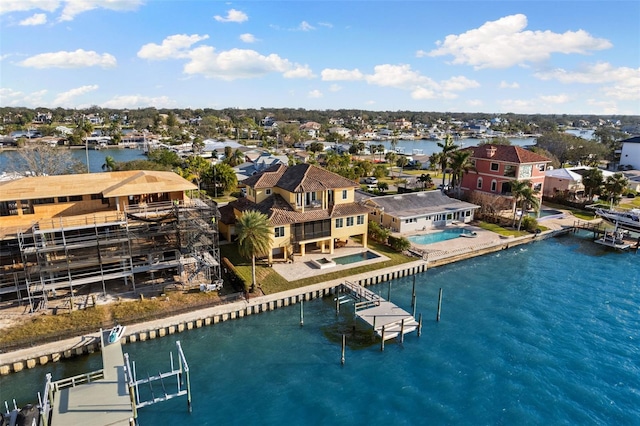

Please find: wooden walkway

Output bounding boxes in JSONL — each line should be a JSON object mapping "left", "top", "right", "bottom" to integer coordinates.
{"left": 341, "top": 281, "right": 418, "bottom": 341}
{"left": 51, "top": 330, "right": 133, "bottom": 426}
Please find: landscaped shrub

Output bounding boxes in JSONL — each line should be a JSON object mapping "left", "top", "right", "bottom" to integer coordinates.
{"left": 520, "top": 216, "right": 539, "bottom": 232}
{"left": 368, "top": 221, "right": 390, "bottom": 244}
{"left": 388, "top": 235, "right": 411, "bottom": 252}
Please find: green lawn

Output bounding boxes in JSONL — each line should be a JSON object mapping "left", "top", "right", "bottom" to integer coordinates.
{"left": 475, "top": 222, "right": 531, "bottom": 237}
{"left": 220, "top": 240, "right": 416, "bottom": 295}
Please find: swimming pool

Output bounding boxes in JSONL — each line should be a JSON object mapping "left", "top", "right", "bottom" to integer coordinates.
{"left": 332, "top": 251, "right": 380, "bottom": 265}
{"left": 408, "top": 228, "right": 475, "bottom": 245}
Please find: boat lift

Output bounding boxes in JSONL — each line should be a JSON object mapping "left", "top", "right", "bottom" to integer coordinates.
{"left": 123, "top": 341, "right": 192, "bottom": 422}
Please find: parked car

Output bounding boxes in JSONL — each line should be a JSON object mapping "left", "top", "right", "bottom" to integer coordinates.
{"left": 364, "top": 177, "right": 378, "bottom": 184}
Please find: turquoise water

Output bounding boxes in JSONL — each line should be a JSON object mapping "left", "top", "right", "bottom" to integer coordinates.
{"left": 409, "top": 228, "right": 474, "bottom": 245}
{"left": 2, "top": 233, "right": 639, "bottom": 424}
{"left": 333, "top": 250, "right": 380, "bottom": 265}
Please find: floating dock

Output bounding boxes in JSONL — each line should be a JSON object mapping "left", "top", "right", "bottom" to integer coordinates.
{"left": 341, "top": 281, "right": 418, "bottom": 340}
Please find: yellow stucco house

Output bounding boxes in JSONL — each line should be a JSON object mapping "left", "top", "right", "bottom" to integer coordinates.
{"left": 219, "top": 164, "right": 371, "bottom": 263}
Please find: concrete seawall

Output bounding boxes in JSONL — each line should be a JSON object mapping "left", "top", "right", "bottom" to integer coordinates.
{"left": 0, "top": 262, "right": 429, "bottom": 375}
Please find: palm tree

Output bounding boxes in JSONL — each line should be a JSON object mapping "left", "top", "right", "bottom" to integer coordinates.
{"left": 517, "top": 186, "right": 541, "bottom": 231}
{"left": 437, "top": 134, "right": 457, "bottom": 186}
{"left": 510, "top": 179, "right": 532, "bottom": 226}
{"left": 418, "top": 173, "right": 433, "bottom": 190}
{"left": 102, "top": 155, "right": 117, "bottom": 172}
{"left": 396, "top": 156, "right": 409, "bottom": 178}
{"left": 603, "top": 173, "right": 629, "bottom": 208}
{"left": 236, "top": 210, "right": 272, "bottom": 292}
{"left": 582, "top": 168, "right": 603, "bottom": 201}
{"left": 448, "top": 150, "right": 475, "bottom": 198}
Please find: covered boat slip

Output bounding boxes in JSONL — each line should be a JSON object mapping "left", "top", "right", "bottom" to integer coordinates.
{"left": 341, "top": 281, "right": 419, "bottom": 340}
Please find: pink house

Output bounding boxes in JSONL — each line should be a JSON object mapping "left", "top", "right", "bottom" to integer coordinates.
{"left": 461, "top": 145, "right": 551, "bottom": 202}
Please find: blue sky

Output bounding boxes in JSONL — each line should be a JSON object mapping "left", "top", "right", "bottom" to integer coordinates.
{"left": 1, "top": 1, "right": 639, "bottom": 115}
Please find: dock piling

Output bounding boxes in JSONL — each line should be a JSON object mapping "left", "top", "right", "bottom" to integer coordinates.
{"left": 411, "top": 276, "right": 416, "bottom": 308}
{"left": 300, "top": 299, "right": 304, "bottom": 326}
{"left": 380, "top": 326, "right": 385, "bottom": 351}
{"left": 341, "top": 335, "right": 346, "bottom": 365}
{"left": 418, "top": 313, "right": 423, "bottom": 337}
{"left": 400, "top": 319, "right": 405, "bottom": 345}
{"left": 436, "top": 288, "right": 443, "bottom": 322}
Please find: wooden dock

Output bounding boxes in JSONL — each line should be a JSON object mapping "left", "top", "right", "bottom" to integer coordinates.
{"left": 341, "top": 281, "right": 418, "bottom": 340}
{"left": 49, "top": 330, "right": 134, "bottom": 426}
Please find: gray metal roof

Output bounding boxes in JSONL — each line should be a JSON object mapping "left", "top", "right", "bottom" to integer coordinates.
{"left": 364, "top": 191, "right": 479, "bottom": 219}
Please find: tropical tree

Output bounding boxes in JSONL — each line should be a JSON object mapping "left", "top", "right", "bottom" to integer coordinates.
{"left": 510, "top": 179, "right": 533, "bottom": 226}
{"left": 377, "top": 182, "right": 389, "bottom": 194}
{"left": 396, "top": 156, "right": 409, "bottom": 177}
{"left": 236, "top": 211, "right": 272, "bottom": 292}
{"left": 102, "top": 155, "right": 117, "bottom": 172}
{"left": 224, "top": 149, "right": 244, "bottom": 167}
{"left": 582, "top": 168, "right": 603, "bottom": 201}
{"left": 418, "top": 173, "right": 433, "bottom": 190}
{"left": 448, "top": 149, "right": 475, "bottom": 198}
{"left": 517, "top": 186, "right": 541, "bottom": 231}
{"left": 437, "top": 134, "right": 457, "bottom": 186}
{"left": 12, "top": 143, "right": 85, "bottom": 175}
{"left": 204, "top": 162, "right": 238, "bottom": 196}
{"left": 603, "top": 173, "right": 629, "bottom": 207}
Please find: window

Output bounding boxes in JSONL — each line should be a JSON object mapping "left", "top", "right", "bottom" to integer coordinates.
{"left": 274, "top": 226, "right": 285, "bottom": 238}
{"left": 58, "top": 196, "right": 68, "bottom": 202}
{"left": 0, "top": 201, "right": 17, "bottom": 216}
{"left": 335, "top": 218, "right": 343, "bottom": 228}
{"left": 32, "top": 198, "right": 55, "bottom": 205}
{"left": 533, "top": 183, "right": 542, "bottom": 191}
{"left": 346, "top": 217, "right": 354, "bottom": 227}
{"left": 342, "top": 190, "right": 348, "bottom": 200}
{"left": 91, "top": 194, "right": 102, "bottom": 200}
{"left": 265, "top": 188, "right": 272, "bottom": 195}
{"left": 69, "top": 195, "right": 83, "bottom": 201}
{"left": 491, "top": 180, "right": 497, "bottom": 192}
{"left": 477, "top": 177, "right": 483, "bottom": 189}
{"left": 518, "top": 164, "right": 532, "bottom": 179}
{"left": 490, "top": 162, "right": 499, "bottom": 171}
{"left": 504, "top": 165, "right": 516, "bottom": 177}
{"left": 537, "top": 163, "right": 546, "bottom": 172}
{"left": 357, "top": 215, "right": 364, "bottom": 225}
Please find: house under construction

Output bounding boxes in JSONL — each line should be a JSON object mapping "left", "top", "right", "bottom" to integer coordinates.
{"left": 0, "top": 171, "right": 222, "bottom": 311}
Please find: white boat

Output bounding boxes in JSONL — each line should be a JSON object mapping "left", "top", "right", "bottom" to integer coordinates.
{"left": 108, "top": 324, "right": 125, "bottom": 344}
{"left": 595, "top": 208, "right": 640, "bottom": 232}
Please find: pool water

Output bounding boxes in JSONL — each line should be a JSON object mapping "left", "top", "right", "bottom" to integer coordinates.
{"left": 333, "top": 251, "right": 380, "bottom": 265}
{"left": 408, "top": 228, "right": 474, "bottom": 245}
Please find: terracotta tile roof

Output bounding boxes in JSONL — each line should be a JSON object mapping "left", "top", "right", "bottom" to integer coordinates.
{"left": 241, "top": 164, "right": 357, "bottom": 192}
{"left": 228, "top": 193, "right": 368, "bottom": 226}
{"left": 468, "top": 145, "right": 551, "bottom": 164}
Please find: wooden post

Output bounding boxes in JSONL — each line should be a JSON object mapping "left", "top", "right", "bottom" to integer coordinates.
{"left": 380, "top": 325, "right": 385, "bottom": 351}
{"left": 436, "top": 288, "right": 443, "bottom": 322}
{"left": 411, "top": 276, "right": 416, "bottom": 308}
{"left": 400, "top": 318, "right": 405, "bottom": 344}
{"left": 335, "top": 297, "right": 339, "bottom": 315}
{"left": 185, "top": 367, "right": 192, "bottom": 413}
{"left": 412, "top": 294, "right": 417, "bottom": 318}
{"left": 418, "top": 313, "right": 423, "bottom": 336}
{"left": 341, "top": 334, "right": 346, "bottom": 365}
{"left": 387, "top": 281, "right": 391, "bottom": 301}
{"left": 300, "top": 298, "right": 304, "bottom": 326}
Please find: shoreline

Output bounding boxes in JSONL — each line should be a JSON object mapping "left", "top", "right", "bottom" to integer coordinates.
{"left": 0, "top": 225, "right": 567, "bottom": 376}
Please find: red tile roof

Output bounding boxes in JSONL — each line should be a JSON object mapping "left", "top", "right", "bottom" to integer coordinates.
{"left": 242, "top": 164, "right": 357, "bottom": 192}
{"left": 468, "top": 145, "right": 551, "bottom": 164}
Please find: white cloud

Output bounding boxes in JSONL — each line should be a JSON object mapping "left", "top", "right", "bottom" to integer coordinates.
{"left": 284, "top": 65, "right": 314, "bottom": 79}
{"left": 138, "top": 34, "right": 209, "bottom": 60}
{"left": 427, "top": 14, "right": 612, "bottom": 69}
{"left": 102, "top": 94, "right": 175, "bottom": 109}
{"left": 329, "top": 84, "right": 342, "bottom": 92}
{"left": 19, "top": 49, "right": 116, "bottom": 68}
{"left": 365, "top": 64, "right": 432, "bottom": 89}
{"left": 308, "top": 89, "right": 323, "bottom": 98}
{"left": 440, "top": 76, "right": 480, "bottom": 92}
{"left": 52, "top": 84, "right": 98, "bottom": 106}
{"left": 499, "top": 81, "right": 520, "bottom": 89}
{"left": 535, "top": 62, "right": 640, "bottom": 101}
{"left": 318, "top": 22, "right": 333, "bottom": 29}
{"left": 321, "top": 68, "right": 364, "bottom": 81}
{"left": 58, "top": 0, "right": 144, "bottom": 22}
{"left": 298, "top": 21, "right": 315, "bottom": 31}
{"left": 214, "top": 8, "right": 248, "bottom": 23}
{"left": 539, "top": 94, "right": 570, "bottom": 104}
{"left": 183, "top": 46, "right": 310, "bottom": 81}
{"left": 0, "top": 0, "right": 59, "bottom": 15}
{"left": 19, "top": 13, "right": 47, "bottom": 25}
{"left": 240, "top": 33, "right": 257, "bottom": 43}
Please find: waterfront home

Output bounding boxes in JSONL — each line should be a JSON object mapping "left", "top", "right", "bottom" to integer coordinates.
{"left": 218, "top": 164, "right": 371, "bottom": 263}
{"left": 363, "top": 191, "right": 480, "bottom": 233}
{"left": 460, "top": 145, "right": 551, "bottom": 209}
{"left": 620, "top": 136, "right": 640, "bottom": 170}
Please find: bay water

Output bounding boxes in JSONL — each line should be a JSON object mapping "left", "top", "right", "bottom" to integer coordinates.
{"left": 1, "top": 232, "right": 639, "bottom": 424}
